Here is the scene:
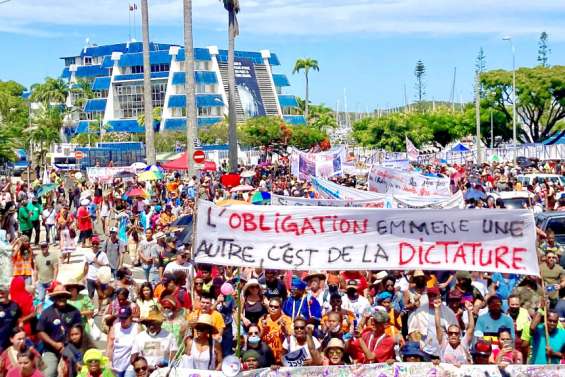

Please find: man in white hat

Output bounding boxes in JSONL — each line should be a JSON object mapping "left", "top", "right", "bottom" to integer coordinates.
{"left": 76, "top": 198, "right": 93, "bottom": 247}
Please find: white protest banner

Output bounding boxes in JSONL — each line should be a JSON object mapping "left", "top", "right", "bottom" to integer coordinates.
{"left": 282, "top": 348, "right": 308, "bottom": 367}
{"left": 86, "top": 166, "right": 137, "bottom": 183}
{"left": 195, "top": 200, "right": 538, "bottom": 275}
{"left": 368, "top": 165, "right": 451, "bottom": 197}
{"left": 406, "top": 136, "right": 419, "bottom": 162}
{"left": 290, "top": 147, "right": 346, "bottom": 181}
{"left": 271, "top": 193, "right": 387, "bottom": 208}
{"left": 394, "top": 191, "right": 465, "bottom": 209}
{"left": 153, "top": 363, "right": 564, "bottom": 377}
{"left": 311, "top": 177, "right": 386, "bottom": 201}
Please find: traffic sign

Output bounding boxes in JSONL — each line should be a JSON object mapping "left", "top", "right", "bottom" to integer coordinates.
{"left": 193, "top": 150, "right": 205, "bottom": 164}
{"left": 74, "top": 151, "right": 85, "bottom": 160}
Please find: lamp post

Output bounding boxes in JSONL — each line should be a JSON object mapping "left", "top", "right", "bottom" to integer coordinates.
{"left": 502, "top": 36, "right": 517, "bottom": 164}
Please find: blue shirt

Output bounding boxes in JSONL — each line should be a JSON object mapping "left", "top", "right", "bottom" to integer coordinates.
{"left": 475, "top": 312, "right": 515, "bottom": 339}
{"left": 491, "top": 273, "right": 519, "bottom": 299}
{"left": 283, "top": 296, "right": 321, "bottom": 322}
{"left": 531, "top": 325, "right": 565, "bottom": 364}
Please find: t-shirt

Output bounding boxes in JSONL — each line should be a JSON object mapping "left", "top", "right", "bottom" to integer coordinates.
{"left": 408, "top": 305, "right": 458, "bottom": 356}
{"left": 37, "top": 304, "right": 82, "bottom": 353}
{"left": 34, "top": 252, "right": 59, "bottom": 284}
{"left": 0, "top": 302, "right": 22, "bottom": 350}
{"left": 349, "top": 331, "right": 395, "bottom": 363}
{"left": 102, "top": 239, "right": 126, "bottom": 270}
{"left": 540, "top": 264, "right": 564, "bottom": 300}
{"left": 76, "top": 206, "right": 92, "bottom": 231}
{"left": 282, "top": 336, "right": 320, "bottom": 361}
{"left": 440, "top": 337, "right": 471, "bottom": 364}
{"left": 131, "top": 329, "right": 177, "bottom": 366}
{"left": 85, "top": 251, "right": 110, "bottom": 281}
{"left": 475, "top": 313, "right": 515, "bottom": 342}
{"left": 530, "top": 324, "right": 565, "bottom": 364}
{"left": 6, "top": 367, "right": 44, "bottom": 377}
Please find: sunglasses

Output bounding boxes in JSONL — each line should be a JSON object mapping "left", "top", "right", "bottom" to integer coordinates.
{"left": 294, "top": 326, "right": 305, "bottom": 330}
{"left": 134, "top": 366, "right": 148, "bottom": 372}
{"left": 327, "top": 350, "right": 343, "bottom": 356}
{"left": 447, "top": 331, "right": 460, "bottom": 336}
{"left": 194, "top": 282, "right": 203, "bottom": 286}
{"left": 269, "top": 305, "right": 280, "bottom": 309}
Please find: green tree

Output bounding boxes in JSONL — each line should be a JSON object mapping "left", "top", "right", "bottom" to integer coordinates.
{"left": 137, "top": 107, "right": 162, "bottom": 130}
{"left": 221, "top": 0, "right": 240, "bottom": 172}
{"left": 292, "top": 58, "right": 320, "bottom": 124}
{"left": 475, "top": 47, "right": 486, "bottom": 75}
{"left": 308, "top": 103, "right": 338, "bottom": 132}
{"left": 288, "top": 126, "right": 326, "bottom": 150}
{"left": 414, "top": 60, "right": 426, "bottom": 103}
{"left": 198, "top": 119, "right": 229, "bottom": 144}
{"left": 70, "top": 78, "right": 96, "bottom": 109}
{"left": 238, "top": 116, "right": 284, "bottom": 147}
{"left": 0, "top": 80, "right": 28, "bottom": 142}
{"left": 30, "top": 77, "right": 69, "bottom": 105}
{"left": 26, "top": 107, "right": 62, "bottom": 167}
{"left": 480, "top": 65, "right": 565, "bottom": 142}
{"left": 537, "top": 32, "right": 550, "bottom": 67}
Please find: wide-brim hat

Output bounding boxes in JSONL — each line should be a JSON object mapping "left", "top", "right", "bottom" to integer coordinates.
{"left": 242, "top": 278, "right": 261, "bottom": 296}
{"left": 140, "top": 309, "right": 165, "bottom": 324}
{"left": 49, "top": 285, "right": 72, "bottom": 299}
{"left": 193, "top": 313, "right": 218, "bottom": 334}
{"left": 303, "top": 271, "right": 326, "bottom": 282}
{"left": 371, "top": 271, "right": 389, "bottom": 286}
{"left": 64, "top": 280, "right": 86, "bottom": 292}
{"left": 324, "top": 338, "right": 345, "bottom": 353}
{"left": 401, "top": 341, "right": 429, "bottom": 361}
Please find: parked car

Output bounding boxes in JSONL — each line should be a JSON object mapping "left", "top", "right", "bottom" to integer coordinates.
{"left": 536, "top": 212, "right": 565, "bottom": 250}
{"left": 516, "top": 156, "right": 537, "bottom": 169}
{"left": 517, "top": 174, "right": 565, "bottom": 187}
{"left": 488, "top": 191, "right": 534, "bottom": 209}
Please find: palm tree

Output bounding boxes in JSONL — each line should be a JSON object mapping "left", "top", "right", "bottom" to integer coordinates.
{"left": 184, "top": 0, "right": 198, "bottom": 176}
{"left": 70, "top": 78, "right": 95, "bottom": 109}
{"left": 26, "top": 107, "right": 62, "bottom": 168}
{"left": 30, "top": 77, "right": 69, "bottom": 105}
{"left": 221, "top": 0, "right": 240, "bottom": 172}
{"left": 292, "top": 58, "right": 319, "bottom": 124}
{"left": 141, "top": 0, "right": 156, "bottom": 165}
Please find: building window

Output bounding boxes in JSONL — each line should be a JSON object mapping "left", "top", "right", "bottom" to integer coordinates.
{"left": 114, "top": 81, "right": 167, "bottom": 118}
{"left": 84, "top": 56, "right": 92, "bottom": 65}
{"left": 195, "top": 61, "right": 210, "bottom": 70}
{"left": 131, "top": 66, "right": 144, "bottom": 74}
{"left": 64, "top": 57, "right": 75, "bottom": 67}
{"left": 151, "top": 63, "right": 169, "bottom": 72}
{"left": 198, "top": 106, "right": 221, "bottom": 116}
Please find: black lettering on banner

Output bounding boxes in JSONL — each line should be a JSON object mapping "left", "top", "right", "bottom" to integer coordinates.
{"left": 206, "top": 207, "right": 217, "bottom": 228}
{"left": 362, "top": 244, "right": 389, "bottom": 263}
{"left": 482, "top": 219, "right": 525, "bottom": 237}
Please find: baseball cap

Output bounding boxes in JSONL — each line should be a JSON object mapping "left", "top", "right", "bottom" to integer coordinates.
{"left": 346, "top": 279, "right": 359, "bottom": 290}
{"left": 118, "top": 306, "right": 132, "bottom": 319}
{"left": 427, "top": 286, "right": 440, "bottom": 297}
{"left": 91, "top": 236, "right": 101, "bottom": 244}
{"left": 40, "top": 241, "right": 48, "bottom": 248}
{"left": 109, "top": 227, "right": 118, "bottom": 233}
{"left": 472, "top": 339, "right": 492, "bottom": 356}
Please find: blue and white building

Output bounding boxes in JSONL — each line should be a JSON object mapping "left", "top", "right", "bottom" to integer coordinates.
{"left": 60, "top": 41, "right": 305, "bottom": 135}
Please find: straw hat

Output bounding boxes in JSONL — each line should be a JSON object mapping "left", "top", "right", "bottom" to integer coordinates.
{"left": 49, "top": 285, "right": 72, "bottom": 299}
{"left": 303, "top": 271, "right": 326, "bottom": 282}
{"left": 193, "top": 313, "right": 218, "bottom": 334}
{"left": 241, "top": 278, "right": 261, "bottom": 296}
{"left": 64, "top": 278, "right": 86, "bottom": 292}
{"left": 140, "top": 308, "right": 165, "bottom": 324}
{"left": 325, "top": 338, "right": 345, "bottom": 355}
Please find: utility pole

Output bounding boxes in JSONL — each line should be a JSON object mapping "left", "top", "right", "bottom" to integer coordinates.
{"left": 503, "top": 36, "right": 517, "bottom": 164}
{"left": 490, "top": 109, "right": 494, "bottom": 149}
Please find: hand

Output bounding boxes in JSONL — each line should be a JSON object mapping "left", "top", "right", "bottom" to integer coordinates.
{"left": 55, "top": 342, "right": 65, "bottom": 353}
{"left": 546, "top": 346, "right": 553, "bottom": 358}
{"left": 386, "top": 359, "right": 395, "bottom": 366}
{"left": 242, "top": 318, "right": 251, "bottom": 327}
{"left": 306, "top": 324, "right": 314, "bottom": 335}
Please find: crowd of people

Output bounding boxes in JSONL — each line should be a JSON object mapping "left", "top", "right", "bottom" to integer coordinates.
{"left": 0, "top": 156, "right": 564, "bottom": 377}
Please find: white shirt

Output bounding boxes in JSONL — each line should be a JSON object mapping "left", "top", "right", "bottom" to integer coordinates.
{"left": 341, "top": 294, "right": 370, "bottom": 320}
{"left": 282, "top": 336, "right": 320, "bottom": 361}
{"left": 42, "top": 208, "right": 56, "bottom": 225}
{"left": 85, "top": 250, "right": 110, "bottom": 280}
{"left": 407, "top": 304, "right": 458, "bottom": 357}
{"left": 131, "top": 329, "right": 177, "bottom": 367}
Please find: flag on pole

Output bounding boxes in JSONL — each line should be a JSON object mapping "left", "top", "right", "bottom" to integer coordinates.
{"left": 406, "top": 136, "right": 419, "bottom": 162}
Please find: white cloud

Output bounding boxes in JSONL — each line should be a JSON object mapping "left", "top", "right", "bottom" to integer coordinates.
{"left": 0, "top": 0, "right": 563, "bottom": 38}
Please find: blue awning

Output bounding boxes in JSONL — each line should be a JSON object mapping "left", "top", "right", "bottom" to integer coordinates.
{"left": 76, "top": 65, "right": 109, "bottom": 78}
{"left": 278, "top": 95, "right": 298, "bottom": 108}
{"left": 118, "top": 50, "right": 172, "bottom": 67}
{"left": 272, "top": 74, "right": 290, "bottom": 87}
{"left": 84, "top": 98, "right": 107, "bottom": 113}
{"left": 163, "top": 117, "right": 223, "bottom": 130}
{"left": 61, "top": 67, "right": 71, "bottom": 79}
{"left": 176, "top": 48, "right": 212, "bottom": 61}
{"left": 167, "top": 94, "right": 224, "bottom": 109}
{"left": 283, "top": 115, "right": 306, "bottom": 125}
{"left": 101, "top": 56, "right": 114, "bottom": 68}
{"left": 543, "top": 130, "right": 565, "bottom": 145}
{"left": 92, "top": 77, "right": 111, "bottom": 91}
{"left": 450, "top": 143, "right": 470, "bottom": 152}
{"left": 172, "top": 71, "right": 218, "bottom": 85}
{"left": 114, "top": 71, "right": 169, "bottom": 81}
{"left": 106, "top": 119, "right": 144, "bottom": 133}
{"left": 75, "top": 120, "right": 96, "bottom": 134}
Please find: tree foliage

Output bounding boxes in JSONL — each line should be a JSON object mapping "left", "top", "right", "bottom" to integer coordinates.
{"left": 537, "top": 32, "right": 550, "bottom": 67}
{"left": 480, "top": 65, "right": 565, "bottom": 142}
{"left": 0, "top": 81, "right": 29, "bottom": 161}
{"left": 293, "top": 58, "right": 319, "bottom": 123}
{"left": 414, "top": 60, "right": 426, "bottom": 103}
{"left": 30, "top": 77, "right": 69, "bottom": 105}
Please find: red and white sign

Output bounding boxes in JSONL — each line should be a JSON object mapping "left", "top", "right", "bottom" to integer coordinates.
{"left": 195, "top": 200, "right": 538, "bottom": 275}
{"left": 74, "top": 151, "right": 85, "bottom": 160}
{"left": 193, "top": 150, "right": 205, "bottom": 164}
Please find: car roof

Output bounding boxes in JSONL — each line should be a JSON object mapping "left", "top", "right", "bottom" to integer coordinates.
{"left": 490, "top": 191, "right": 533, "bottom": 199}
{"left": 536, "top": 212, "right": 565, "bottom": 220}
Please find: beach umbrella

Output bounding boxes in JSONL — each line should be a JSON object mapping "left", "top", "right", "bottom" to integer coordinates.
{"left": 251, "top": 191, "right": 271, "bottom": 205}
{"left": 220, "top": 173, "right": 241, "bottom": 188}
{"left": 126, "top": 187, "right": 149, "bottom": 199}
{"left": 37, "top": 183, "right": 58, "bottom": 197}
{"left": 130, "top": 162, "right": 147, "bottom": 170}
{"left": 216, "top": 199, "right": 250, "bottom": 207}
{"left": 138, "top": 170, "right": 163, "bottom": 181}
{"left": 230, "top": 184, "right": 254, "bottom": 193}
{"left": 240, "top": 170, "right": 255, "bottom": 178}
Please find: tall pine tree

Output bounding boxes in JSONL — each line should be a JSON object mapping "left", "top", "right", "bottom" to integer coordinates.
{"left": 475, "top": 47, "right": 486, "bottom": 97}
{"left": 414, "top": 60, "right": 426, "bottom": 104}
{"left": 537, "top": 32, "right": 550, "bottom": 67}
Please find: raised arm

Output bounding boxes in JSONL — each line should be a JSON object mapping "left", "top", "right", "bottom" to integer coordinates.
{"left": 433, "top": 299, "right": 444, "bottom": 345}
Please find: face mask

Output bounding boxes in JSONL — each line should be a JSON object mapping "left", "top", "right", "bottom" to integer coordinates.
{"left": 147, "top": 327, "right": 159, "bottom": 336}
{"left": 163, "top": 309, "right": 174, "bottom": 319}
{"left": 248, "top": 335, "right": 260, "bottom": 345}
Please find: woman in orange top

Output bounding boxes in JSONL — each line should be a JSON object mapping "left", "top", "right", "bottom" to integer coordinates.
{"left": 11, "top": 236, "right": 33, "bottom": 284}
{"left": 258, "top": 297, "right": 292, "bottom": 363}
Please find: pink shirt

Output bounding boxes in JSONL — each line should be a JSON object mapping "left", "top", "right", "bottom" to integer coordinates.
{"left": 6, "top": 367, "right": 45, "bottom": 377}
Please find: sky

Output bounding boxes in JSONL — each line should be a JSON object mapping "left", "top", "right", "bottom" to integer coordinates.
{"left": 0, "top": 0, "right": 564, "bottom": 110}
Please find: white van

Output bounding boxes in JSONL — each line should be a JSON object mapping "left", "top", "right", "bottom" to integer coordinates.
{"left": 516, "top": 174, "right": 565, "bottom": 187}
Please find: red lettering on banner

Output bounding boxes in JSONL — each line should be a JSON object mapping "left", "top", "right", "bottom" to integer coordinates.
{"left": 495, "top": 246, "right": 511, "bottom": 269}
{"left": 453, "top": 244, "right": 467, "bottom": 264}
{"left": 229, "top": 213, "right": 241, "bottom": 228}
{"left": 242, "top": 213, "right": 257, "bottom": 232}
{"left": 259, "top": 214, "right": 271, "bottom": 232}
{"left": 424, "top": 244, "right": 440, "bottom": 264}
{"left": 512, "top": 247, "right": 526, "bottom": 270}
{"left": 399, "top": 242, "right": 416, "bottom": 265}
{"left": 301, "top": 218, "right": 317, "bottom": 235}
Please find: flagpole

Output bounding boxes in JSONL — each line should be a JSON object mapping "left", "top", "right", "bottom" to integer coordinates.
{"left": 128, "top": 4, "right": 132, "bottom": 42}
{"left": 133, "top": 2, "right": 137, "bottom": 40}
